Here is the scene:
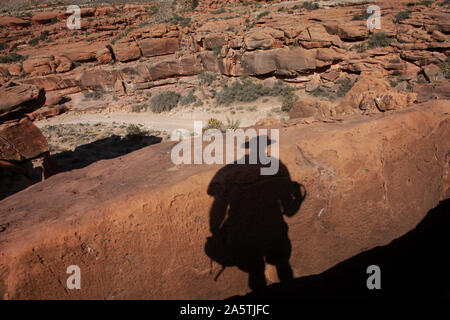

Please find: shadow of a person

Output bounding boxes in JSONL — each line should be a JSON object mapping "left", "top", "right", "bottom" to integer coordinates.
{"left": 205, "top": 135, "right": 306, "bottom": 291}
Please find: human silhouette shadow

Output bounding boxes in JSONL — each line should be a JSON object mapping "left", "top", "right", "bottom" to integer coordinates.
{"left": 205, "top": 136, "right": 306, "bottom": 291}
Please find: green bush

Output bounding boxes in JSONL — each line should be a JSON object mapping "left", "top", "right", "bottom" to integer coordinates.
{"left": 395, "top": 9, "right": 412, "bottom": 22}
{"left": 215, "top": 78, "right": 295, "bottom": 106}
{"left": 281, "top": 92, "right": 299, "bottom": 112}
{"left": 131, "top": 104, "right": 148, "bottom": 112}
{"left": 168, "top": 13, "right": 191, "bottom": 28}
{"left": 126, "top": 124, "right": 142, "bottom": 138}
{"left": 256, "top": 11, "right": 270, "bottom": 19}
{"left": 150, "top": 91, "right": 180, "bottom": 113}
{"left": 199, "top": 71, "right": 217, "bottom": 85}
{"left": 28, "top": 37, "right": 39, "bottom": 46}
{"left": 302, "top": 1, "right": 319, "bottom": 10}
{"left": 336, "top": 78, "right": 354, "bottom": 97}
{"left": 439, "top": 58, "right": 450, "bottom": 79}
{"left": 418, "top": 0, "right": 434, "bottom": 5}
{"left": 83, "top": 90, "right": 106, "bottom": 100}
{"left": 352, "top": 11, "right": 371, "bottom": 21}
{"left": 180, "top": 91, "right": 197, "bottom": 106}
{"left": 367, "top": 32, "right": 394, "bottom": 49}
{"left": 0, "top": 53, "right": 25, "bottom": 63}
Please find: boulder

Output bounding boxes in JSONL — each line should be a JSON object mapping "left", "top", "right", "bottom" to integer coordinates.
{"left": 244, "top": 29, "right": 275, "bottom": 51}
{"left": 111, "top": 42, "right": 141, "bottom": 62}
{"left": 204, "top": 34, "right": 227, "bottom": 50}
{"left": 0, "top": 118, "right": 49, "bottom": 161}
{"left": 96, "top": 48, "right": 114, "bottom": 64}
{"left": 241, "top": 48, "right": 316, "bottom": 76}
{"left": 423, "top": 64, "right": 445, "bottom": 83}
{"left": 0, "top": 16, "right": 30, "bottom": 27}
{"left": 0, "top": 83, "right": 45, "bottom": 123}
{"left": 31, "top": 11, "right": 59, "bottom": 24}
{"left": 22, "top": 56, "right": 55, "bottom": 76}
{"left": 337, "top": 73, "right": 417, "bottom": 114}
{"left": 414, "top": 80, "right": 450, "bottom": 103}
{"left": 337, "top": 21, "right": 368, "bottom": 41}
{"left": 289, "top": 97, "right": 334, "bottom": 120}
{"left": 0, "top": 101, "right": 448, "bottom": 299}
{"left": 138, "top": 38, "right": 180, "bottom": 57}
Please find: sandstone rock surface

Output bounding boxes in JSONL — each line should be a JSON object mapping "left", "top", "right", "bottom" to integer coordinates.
{"left": 0, "top": 101, "right": 448, "bottom": 299}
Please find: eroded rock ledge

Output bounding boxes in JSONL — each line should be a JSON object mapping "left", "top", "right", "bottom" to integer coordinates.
{"left": 0, "top": 100, "right": 448, "bottom": 299}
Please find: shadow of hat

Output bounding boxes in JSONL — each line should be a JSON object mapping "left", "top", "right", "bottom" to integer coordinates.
{"left": 242, "top": 135, "right": 276, "bottom": 149}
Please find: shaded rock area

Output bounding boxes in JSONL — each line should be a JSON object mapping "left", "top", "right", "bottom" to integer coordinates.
{"left": 0, "top": 101, "right": 448, "bottom": 299}
{"left": 0, "top": 82, "right": 59, "bottom": 200}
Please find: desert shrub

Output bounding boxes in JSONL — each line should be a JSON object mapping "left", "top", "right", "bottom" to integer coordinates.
{"left": 150, "top": 91, "right": 180, "bottom": 113}
{"left": 168, "top": 13, "right": 191, "bottom": 28}
{"left": 352, "top": 10, "right": 371, "bottom": 21}
{"left": 39, "top": 31, "right": 49, "bottom": 41}
{"left": 180, "top": 91, "right": 197, "bottom": 105}
{"left": 440, "top": 0, "right": 450, "bottom": 5}
{"left": 440, "top": 58, "right": 450, "bottom": 78}
{"left": 126, "top": 124, "right": 142, "bottom": 138}
{"left": 281, "top": 92, "right": 299, "bottom": 112}
{"left": 395, "top": 9, "right": 412, "bottom": 22}
{"left": 418, "top": 0, "right": 434, "bottom": 5}
{"left": 28, "top": 37, "right": 39, "bottom": 46}
{"left": 83, "top": 90, "right": 106, "bottom": 100}
{"left": 336, "top": 78, "right": 355, "bottom": 97}
{"left": 310, "top": 86, "right": 329, "bottom": 98}
{"left": 203, "top": 118, "right": 224, "bottom": 133}
{"left": 212, "top": 45, "right": 222, "bottom": 56}
{"left": 191, "top": 0, "right": 199, "bottom": 10}
{"left": 216, "top": 78, "right": 296, "bottom": 106}
{"left": 292, "top": 5, "right": 300, "bottom": 10}
{"left": 0, "top": 53, "right": 25, "bottom": 63}
{"left": 367, "top": 32, "right": 394, "bottom": 48}
{"left": 256, "top": 11, "right": 270, "bottom": 19}
{"left": 226, "top": 117, "right": 240, "bottom": 130}
{"left": 302, "top": 1, "right": 319, "bottom": 10}
{"left": 211, "top": 7, "right": 226, "bottom": 14}
{"left": 278, "top": 6, "right": 286, "bottom": 12}
{"left": 199, "top": 71, "right": 217, "bottom": 85}
{"left": 352, "top": 42, "right": 367, "bottom": 53}
{"left": 131, "top": 104, "right": 148, "bottom": 112}
{"left": 0, "top": 42, "right": 7, "bottom": 50}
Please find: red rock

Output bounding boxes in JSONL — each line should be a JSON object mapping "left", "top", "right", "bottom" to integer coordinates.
{"left": 204, "top": 34, "right": 227, "bottom": 50}
{"left": 337, "top": 73, "right": 417, "bottom": 114}
{"left": 423, "top": 64, "right": 445, "bottom": 82}
{"left": 55, "top": 56, "right": 72, "bottom": 73}
{"left": 111, "top": 42, "right": 141, "bottom": 62}
{"left": 26, "top": 104, "right": 68, "bottom": 121}
{"left": 0, "top": 16, "right": 30, "bottom": 27}
{"left": 96, "top": 48, "right": 114, "bottom": 64}
{"left": 414, "top": 80, "right": 450, "bottom": 103}
{"left": 289, "top": 97, "right": 334, "bottom": 120}
{"left": 31, "top": 11, "right": 59, "bottom": 24}
{"left": 0, "top": 118, "right": 49, "bottom": 161}
{"left": 7, "top": 64, "right": 22, "bottom": 76}
{"left": 22, "top": 56, "right": 55, "bottom": 76}
{"left": 337, "top": 21, "right": 368, "bottom": 41}
{"left": 241, "top": 48, "right": 316, "bottom": 76}
{"left": 0, "top": 83, "right": 45, "bottom": 123}
{"left": 0, "top": 101, "right": 447, "bottom": 299}
{"left": 138, "top": 38, "right": 180, "bottom": 57}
